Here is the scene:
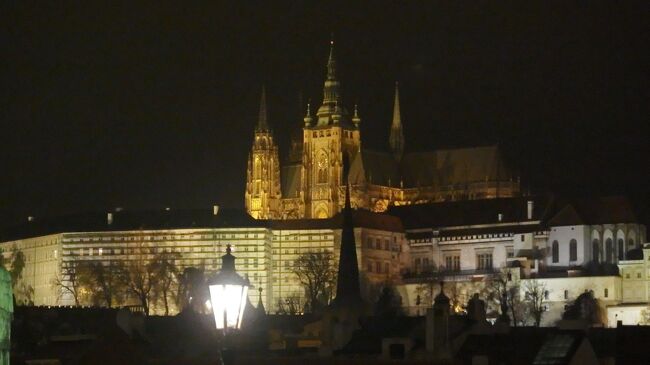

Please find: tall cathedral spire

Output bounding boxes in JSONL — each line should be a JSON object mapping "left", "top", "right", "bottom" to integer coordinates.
{"left": 334, "top": 182, "right": 362, "bottom": 305}
{"left": 317, "top": 37, "right": 345, "bottom": 125}
{"left": 327, "top": 38, "right": 337, "bottom": 81}
{"left": 389, "top": 82, "right": 404, "bottom": 161}
{"left": 256, "top": 85, "right": 269, "bottom": 132}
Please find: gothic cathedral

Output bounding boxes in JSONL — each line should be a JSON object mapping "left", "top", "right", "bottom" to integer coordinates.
{"left": 246, "top": 41, "right": 520, "bottom": 219}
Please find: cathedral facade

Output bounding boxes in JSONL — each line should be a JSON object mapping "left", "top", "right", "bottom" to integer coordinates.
{"left": 245, "top": 42, "right": 520, "bottom": 220}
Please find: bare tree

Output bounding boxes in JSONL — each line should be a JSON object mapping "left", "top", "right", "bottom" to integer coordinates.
{"left": 488, "top": 269, "right": 524, "bottom": 327}
{"left": 51, "top": 262, "right": 93, "bottom": 305}
{"left": 151, "top": 252, "right": 180, "bottom": 315}
{"left": 88, "top": 260, "right": 126, "bottom": 307}
{"left": 119, "top": 239, "right": 156, "bottom": 315}
{"left": 414, "top": 278, "right": 438, "bottom": 309}
{"left": 291, "top": 250, "right": 337, "bottom": 313}
{"left": 523, "top": 279, "right": 548, "bottom": 327}
{"left": 3, "top": 245, "right": 34, "bottom": 305}
{"left": 7, "top": 245, "right": 26, "bottom": 288}
{"left": 277, "top": 292, "right": 303, "bottom": 315}
{"left": 175, "top": 267, "right": 209, "bottom": 314}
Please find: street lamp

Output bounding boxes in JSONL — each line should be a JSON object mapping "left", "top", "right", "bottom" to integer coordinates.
{"left": 209, "top": 244, "right": 250, "bottom": 331}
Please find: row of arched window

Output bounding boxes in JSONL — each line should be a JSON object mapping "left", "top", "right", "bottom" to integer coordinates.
{"left": 551, "top": 237, "right": 638, "bottom": 264}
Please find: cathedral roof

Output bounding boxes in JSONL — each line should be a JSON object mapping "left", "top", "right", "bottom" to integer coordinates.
{"left": 400, "top": 145, "right": 513, "bottom": 188}
{"left": 547, "top": 196, "right": 639, "bottom": 227}
{"left": 348, "top": 149, "right": 400, "bottom": 186}
{"left": 280, "top": 164, "right": 302, "bottom": 198}
{"left": 0, "top": 208, "right": 266, "bottom": 241}
{"left": 269, "top": 209, "right": 403, "bottom": 233}
{"left": 348, "top": 145, "right": 515, "bottom": 189}
{"left": 388, "top": 195, "right": 555, "bottom": 230}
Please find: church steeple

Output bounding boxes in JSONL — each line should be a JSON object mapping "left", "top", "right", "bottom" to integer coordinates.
{"left": 389, "top": 82, "right": 404, "bottom": 161}
{"left": 326, "top": 38, "right": 337, "bottom": 81}
{"left": 256, "top": 85, "right": 269, "bottom": 132}
{"left": 317, "top": 38, "right": 347, "bottom": 125}
{"left": 245, "top": 85, "right": 281, "bottom": 219}
{"left": 334, "top": 182, "right": 362, "bottom": 305}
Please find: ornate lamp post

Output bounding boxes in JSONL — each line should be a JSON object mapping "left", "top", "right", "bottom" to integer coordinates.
{"left": 208, "top": 245, "right": 250, "bottom": 364}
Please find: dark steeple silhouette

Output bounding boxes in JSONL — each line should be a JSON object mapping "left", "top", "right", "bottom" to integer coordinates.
{"left": 333, "top": 178, "right": 362, "bottom": 305}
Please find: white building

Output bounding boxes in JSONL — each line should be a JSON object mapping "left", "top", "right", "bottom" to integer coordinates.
{"left": 0, "top": 207, "right": 406, "bottom": 314}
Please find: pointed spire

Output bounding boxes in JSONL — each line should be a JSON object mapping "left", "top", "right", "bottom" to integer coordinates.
{"left": 327, "top": 35, "right": 336, "bottom": 81}
{"left": 303, "top": 102, "right": 313, "bottom": 126}
{"left": 389, "top": 81, "right": 405, "bottom": 161}
{"left": 334, "top": 182, "right": 362, "bottom": 305}
{"left": 316, "top": 36, "right": 345, "bottom": 125}
{"left": 257, "top": 286, "right": 266, "bottom": 314}
{"left": 256, "top": 85, "right": 269, "bottom": 132}
{"left": 352, "top": 104, "right": 361, "bottom": 126}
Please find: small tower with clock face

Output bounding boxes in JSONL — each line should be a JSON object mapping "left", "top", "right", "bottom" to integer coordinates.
{"left": 301, "top": 40, "right": 361, "bottom": 219}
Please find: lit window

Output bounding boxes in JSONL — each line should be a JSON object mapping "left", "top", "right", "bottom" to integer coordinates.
{"left": 477, "top": 253, "right": 493, "bottom": 270}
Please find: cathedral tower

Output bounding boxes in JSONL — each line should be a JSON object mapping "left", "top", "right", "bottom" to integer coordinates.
{"left": 245, "top": 86, "right": 282, "bottom": 219}
{"left": 301, "top": 40, "right": 361, "bottom": 218}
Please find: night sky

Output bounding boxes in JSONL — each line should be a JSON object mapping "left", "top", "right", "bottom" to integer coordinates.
{"left": 1, "top": 1, "right": 648, "bottom": 225}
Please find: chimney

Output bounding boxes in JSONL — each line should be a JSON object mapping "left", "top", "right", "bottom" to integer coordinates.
{"left": 498, "top": 213, "right": 503, "bottom": 222}
{"left": 213, "top": 205, "right": 219, "bottom": 216}
{"left": 527, "top": 200, "right": 534, "bottom": 220}
{"left": 107, "top": 212, "right": 113, "bottom": 225}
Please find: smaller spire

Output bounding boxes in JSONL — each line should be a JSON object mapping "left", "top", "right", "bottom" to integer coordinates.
{"left": 256, "top": 86, "right": 269, "bottom": 132}
{"left": 304, "top": 102, "right": 313, "bottom": 126}
{"left": 389, "top": 81, "right": 404, "bottom": 161}
{"left": 332, "top": 99, "right": 341, "bottom": 124}
{"left": 352, "top": 104, "right": 361, "bottom": 126}
{"left": 257, "top": 286, "right": 266, "bottom": 314}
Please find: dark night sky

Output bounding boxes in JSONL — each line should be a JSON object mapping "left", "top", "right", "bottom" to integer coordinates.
{"left": 1, "top": 1, "right": 648, "bottom": 225}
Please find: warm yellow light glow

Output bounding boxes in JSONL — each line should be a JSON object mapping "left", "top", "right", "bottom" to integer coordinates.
{"left": 209, "top": 284, "right": 249, "bottom": 330}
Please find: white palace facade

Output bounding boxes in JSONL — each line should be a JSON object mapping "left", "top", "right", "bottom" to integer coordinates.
{"left": 1, "top": 195, "right": 648, "bottom": 326}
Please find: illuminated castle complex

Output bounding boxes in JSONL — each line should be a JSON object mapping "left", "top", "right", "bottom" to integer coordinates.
{"left": 245, "top": 41, "right": 520, "bottom": 219}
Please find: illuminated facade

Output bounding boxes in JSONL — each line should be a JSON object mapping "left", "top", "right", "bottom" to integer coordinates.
{"left": 0, "top": 209, "right": 406, "bottom": 314}
{"left": 245, "top": 41, "right": 520, "bottom": 220}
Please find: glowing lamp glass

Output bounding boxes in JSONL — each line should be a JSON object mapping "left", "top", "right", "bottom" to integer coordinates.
{"left": 209, "top": 283, "right": 249, "bottom": 330}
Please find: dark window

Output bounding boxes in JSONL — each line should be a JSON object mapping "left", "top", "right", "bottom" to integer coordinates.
{"left": 604, "top": 288, "right": 608, "bottom": 298}
{"left": 618, "top": 239, "right": 625, "bottom": 260}
{"left": 569, "top": 239, "right": 578, "bottom": 261}
{"left": 564, "top": 290, "right": 568, "bottom": 299}
{"left": 592, "top": 239, "right": 600, "bottom": 263}
{"left": 606, "top": 239, "right": 613, "bottom": 263}
{"left": 552, "top": 241, "right": 559, "bottom": 263}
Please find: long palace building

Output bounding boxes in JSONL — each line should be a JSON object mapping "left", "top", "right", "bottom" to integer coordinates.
{"left": 1, "top": 195, "right": 648, "bottom": 326}
{"left": 245, "top": 41, "right": 519, "bottom": 220}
